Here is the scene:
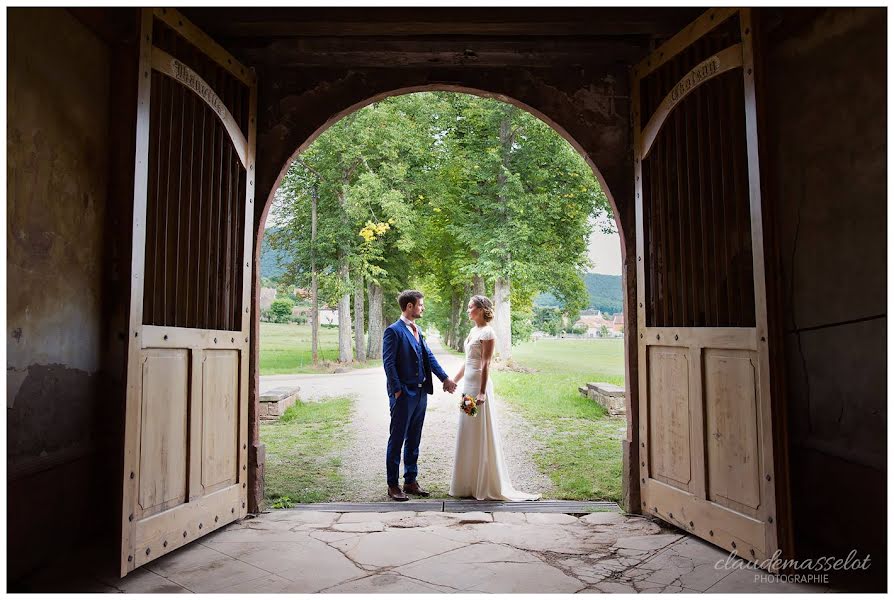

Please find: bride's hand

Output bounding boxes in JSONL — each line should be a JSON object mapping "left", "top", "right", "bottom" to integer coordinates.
{"left": 476, "top": 392, "right": 486, "bottom": 405}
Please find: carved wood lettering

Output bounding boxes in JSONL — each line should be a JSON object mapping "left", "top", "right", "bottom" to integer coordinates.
{"left": 171, "top": 59, "right": 225, "bottom": 119}
{"left": 670, "top": 55, "right": 721, "bottom": 104}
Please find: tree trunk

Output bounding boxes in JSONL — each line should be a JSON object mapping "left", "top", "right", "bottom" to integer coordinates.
{"left": 310, "top": 183, "right": 319, "bottom": 365}
{"left": 492, "top": 110, "right": 514, "bottom": 361}
{"left": 450, "top": 282, "right": 471, "bottom": 352}
{"left": 366, "top": 282, "right": 384, "bottom": 359}
{"left": 337, "top": 258, "right": 352, "bottom": 363}
{"left": 493, "top": 276, "right": 512, "bottom": 361}
{"left": 448, "top": 291, "right": 460, "bottom": 351}
{"left": 472, "top": 274, "right": 485, "bottom": 296}
{"left": 353, "top": 273, "right": 366, "bottom": 362}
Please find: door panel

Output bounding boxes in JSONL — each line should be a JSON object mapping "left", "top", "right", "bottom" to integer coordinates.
{"left": 121, "top": 8, "right": 256, "bottom": 576}
{"left": 704, "top": 349, "right": 762, "bottom": 514}
{"left": 647, "top": 347, "right": 691, "bottom": 490}
{"left": 138, "top": 349, "right": 190, "bottom": 516}
{"left": 201, "top": 350, "right": 240, "bottom": 491}
{"left": 633, "top": 8, "right": 787, "bottom": 566}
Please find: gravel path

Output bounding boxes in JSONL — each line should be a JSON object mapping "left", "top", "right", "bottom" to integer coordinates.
{"left": 260, "top": 336, "right": 553, "bottom": 501}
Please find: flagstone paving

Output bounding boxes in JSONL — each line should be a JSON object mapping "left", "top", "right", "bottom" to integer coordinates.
{"left": 85, "top": 509, "right": 832, "bottom": 593}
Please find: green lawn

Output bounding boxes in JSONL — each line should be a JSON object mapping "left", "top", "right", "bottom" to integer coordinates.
{"left": 493, "top": 338, "right": 626, "bottom": 502}
{"left": 260, "top": 322, "right": 382, "bottom": 375}
{"left": 262, "top": 397, "right": 354, "bottom": 505}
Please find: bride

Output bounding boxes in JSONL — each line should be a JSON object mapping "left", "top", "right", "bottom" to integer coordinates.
{"left": 448, "top": 295, "right": 541, "bottom": 501}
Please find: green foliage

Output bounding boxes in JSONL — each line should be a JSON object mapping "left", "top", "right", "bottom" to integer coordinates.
{"left": 269, "top": 495, "right": 294, "bottom": 509}
{"left": 269, "top": 298, "right": 295, "bottom": 323}
{"left": 491, "top": 338, "right": 625, "bottom": 501}
{"left": 262, "top": 396, "right": 354, "bottom": 504}
{"left": 535, "top": 273, "right": 623, "bottom": 315}
{"left": 266, "top": 91, "right": 614, "bottom": 342}
{"left": 511, "top": 306, "right": 534, "bottom": 344}
{"left": 532, "top": 306, "right": 565, "bottom": 335}
{"left": 259, "top": 322, "right": 381, "bottom": 375}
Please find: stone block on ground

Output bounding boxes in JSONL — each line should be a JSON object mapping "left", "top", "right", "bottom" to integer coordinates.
{"left": 585, "top": 382, "right": 626, "bottom": 416}
{"left": 259, "top": 386, "right": 301, "bottom": 420}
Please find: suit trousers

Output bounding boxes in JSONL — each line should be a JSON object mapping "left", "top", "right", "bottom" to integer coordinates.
{"left": 386, "top": 388, "right": 427, "bottom": 487}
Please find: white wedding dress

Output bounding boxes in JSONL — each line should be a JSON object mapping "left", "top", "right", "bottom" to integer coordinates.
{"left": 449, "top": 324, "right": 541, "bottom": 501}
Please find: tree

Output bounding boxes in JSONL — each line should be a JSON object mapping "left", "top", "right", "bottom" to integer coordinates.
{"left": 269, "top": 298, "right": 295, "bottom": 324}
{"left": 269, "top": 91, "right": 613, "bottom": 364}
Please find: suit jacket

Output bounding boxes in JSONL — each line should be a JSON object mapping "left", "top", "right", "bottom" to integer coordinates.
{"left": 382, "top": 319, "right": 449, "bottom": 397}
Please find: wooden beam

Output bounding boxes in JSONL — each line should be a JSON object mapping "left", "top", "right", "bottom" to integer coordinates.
{"left": 232, "top": 38, "right": 649, "bottom": 68}
{"left": 182, "top": 7, "right": 702, "bottom": 38}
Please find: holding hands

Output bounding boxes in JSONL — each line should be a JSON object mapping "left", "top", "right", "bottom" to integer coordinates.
{"left": 442, "top": 378, "right": 457, "bottom": 393}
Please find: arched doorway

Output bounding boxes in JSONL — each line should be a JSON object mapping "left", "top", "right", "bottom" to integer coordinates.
{"left": 254, "top": 87, "right": 629, "bottom": 507}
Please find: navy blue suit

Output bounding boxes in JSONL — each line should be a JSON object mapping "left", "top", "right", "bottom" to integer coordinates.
{"left": 382, "top": 319, "right": 449, "bottom": 487}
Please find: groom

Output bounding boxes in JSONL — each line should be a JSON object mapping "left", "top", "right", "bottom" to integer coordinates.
{"left": 382, "top": 290, "right": 457, "bottom": 501}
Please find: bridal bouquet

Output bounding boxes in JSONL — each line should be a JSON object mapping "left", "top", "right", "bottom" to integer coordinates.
{"left": 459, "top": 394, "right": 479, "bottom": 417}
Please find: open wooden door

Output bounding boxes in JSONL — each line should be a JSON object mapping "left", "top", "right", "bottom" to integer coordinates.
{"left": 121, "top": 8, "right": 256, "bottom": 575}
{"left": 632, "top": 8, "right": 789, "bottom": 565}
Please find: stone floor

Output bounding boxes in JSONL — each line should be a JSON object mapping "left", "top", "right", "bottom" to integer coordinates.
{"left": 27, "top": 509, "right": 833, "bottom": 593}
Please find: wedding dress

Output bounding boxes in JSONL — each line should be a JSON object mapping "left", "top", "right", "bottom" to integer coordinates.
{"left": 449, "top": 324, "right": 541, "bottom": 501}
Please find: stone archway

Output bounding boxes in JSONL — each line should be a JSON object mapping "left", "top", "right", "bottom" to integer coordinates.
{"left": 247, "top": 82, "right": 641, "bottom": 513}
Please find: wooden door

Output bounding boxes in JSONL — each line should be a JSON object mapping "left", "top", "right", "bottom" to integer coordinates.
{"left": 632, "top": 8, "right": 789, "bottom": 565}
{"left": 121, "top": 8, "right": 256, "bottom": 576}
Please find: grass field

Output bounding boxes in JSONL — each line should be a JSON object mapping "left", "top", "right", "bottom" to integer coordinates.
{"left": 493, "top": 338, "right": 626, "bottom": 502}
{"left": 261, "top": 397, "right": 354, "bottom": 505}
{"left": 260, "top": 322, "right": 381, "bottom": 375}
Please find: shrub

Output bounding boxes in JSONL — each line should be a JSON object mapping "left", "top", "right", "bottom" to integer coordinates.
{"left": 269, "top": 298, "right": 295, "bottom": 323}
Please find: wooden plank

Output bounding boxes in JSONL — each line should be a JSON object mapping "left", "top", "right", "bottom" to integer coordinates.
{"left": 134, "top": 484, "right": 241, "bottom": 569}
{"left": 695, "top": 64, "right": 711, "bottom": 326}
{"left": 647, "top": 346, "right": 691, "bottom": 490}
{"left": 183, "top": 8, "right": 701, "bottom": 38}
{"left": 688, "top": 345, "right": 707, "bottom": 500}
{"left": 121, "top": 8, "right": 154, "bottom": 577}
{"left": 644, "top": 479, "right": 772, "bottom": 564}
{"left": 201, "top": 350, "right": 240, "bottom": 490}
{"left": 188, "top": 349, "right": 203, "bottom": 501}
{"left": 672, "top": 55, "right": 689, "bottom": 327}
{"left": 150, "top": 46, "right": 248, "bottom": 168}
{"left": 239, "top": 79, "right": 257, "bottom": 517}
{"left": 632, "top": 72, "right": 649, "bottom": 512}
{"left": 137, "top": 349, "right": 189, "bottom": 518}
{"left": 642, "top": 327, "right": 756, "bottom": 350}
{"left": 641, "top": 44, "right": 743, "bottom": 159}
{"left": 739, "top": 6, "right": 780, "bottom": 559}
{"left": 153, "top": 8, "right": 255, "bottom": 86}
{"left": 634, "top": 7, "right": 738, "bottom": 79}
{"left": 141, "top": 325, "right": 244, "bottom": 349}
{"left": 704, "top": 349, "right": 762, "bottom": 516}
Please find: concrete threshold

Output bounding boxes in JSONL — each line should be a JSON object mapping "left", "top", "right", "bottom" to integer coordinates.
{"left": 279, "top": 499, "right": 621, "bottom": 513}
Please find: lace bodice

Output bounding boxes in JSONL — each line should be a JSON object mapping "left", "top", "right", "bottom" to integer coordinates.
{"left": 462, "top": 325, "right": 495, "bottom": 396}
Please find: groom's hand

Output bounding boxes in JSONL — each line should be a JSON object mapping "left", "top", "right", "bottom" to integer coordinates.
{"left": 443, "top": 378, "right": 457, "bottom": 393}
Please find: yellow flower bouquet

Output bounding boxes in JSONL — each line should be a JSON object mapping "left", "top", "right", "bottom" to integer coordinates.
{"left": 459, "top": 394, "right": 479, "bottom": 417}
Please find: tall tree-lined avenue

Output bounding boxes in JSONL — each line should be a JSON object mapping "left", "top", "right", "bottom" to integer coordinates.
{"left": 267, "top": 92, "right": 613, "bottom": 362}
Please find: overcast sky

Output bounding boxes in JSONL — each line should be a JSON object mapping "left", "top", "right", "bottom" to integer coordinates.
{"left": 587, "top": 229, "right": 622, "bottom": 276}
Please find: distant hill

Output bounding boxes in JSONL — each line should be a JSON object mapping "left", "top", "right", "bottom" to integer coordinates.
{"left": 535, "top": 273, "right": 623, "bottom": 314}
{"left": 260, "top": 228, "right": 287, "bottom": 279}
{"left": 261, "top": 236, "right": 622, "bottom": 313}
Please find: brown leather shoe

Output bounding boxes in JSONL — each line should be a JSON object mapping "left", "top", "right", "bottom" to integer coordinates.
{"left": 388, "top": 485, "right": 409, "bottom": 501}
{"left": 403, "top": 481, "right": 430, "bottom": 497}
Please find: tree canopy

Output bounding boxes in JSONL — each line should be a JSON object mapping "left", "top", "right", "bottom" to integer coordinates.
{"left": 266, "top": 91, "right": 614, "bottom": 360}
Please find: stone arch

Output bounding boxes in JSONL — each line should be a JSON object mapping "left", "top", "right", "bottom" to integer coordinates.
{"left": 248, "top": 80, "right": 640, "bottom": 513}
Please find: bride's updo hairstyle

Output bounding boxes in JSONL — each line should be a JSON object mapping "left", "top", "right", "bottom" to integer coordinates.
{"left": 471, "top": 295, "right": 495, "bottom": 322}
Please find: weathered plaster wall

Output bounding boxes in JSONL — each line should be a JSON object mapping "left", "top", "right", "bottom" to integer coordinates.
{"left": 764, "top": 7, "right": 886, "bottom": 582}
{"left": 7, "top": 8, "right": 111, "bottom": 579}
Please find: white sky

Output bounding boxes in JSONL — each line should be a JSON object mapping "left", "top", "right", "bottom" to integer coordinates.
{"left": 587, "top": 229, "right": 622, "bottom": 276}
